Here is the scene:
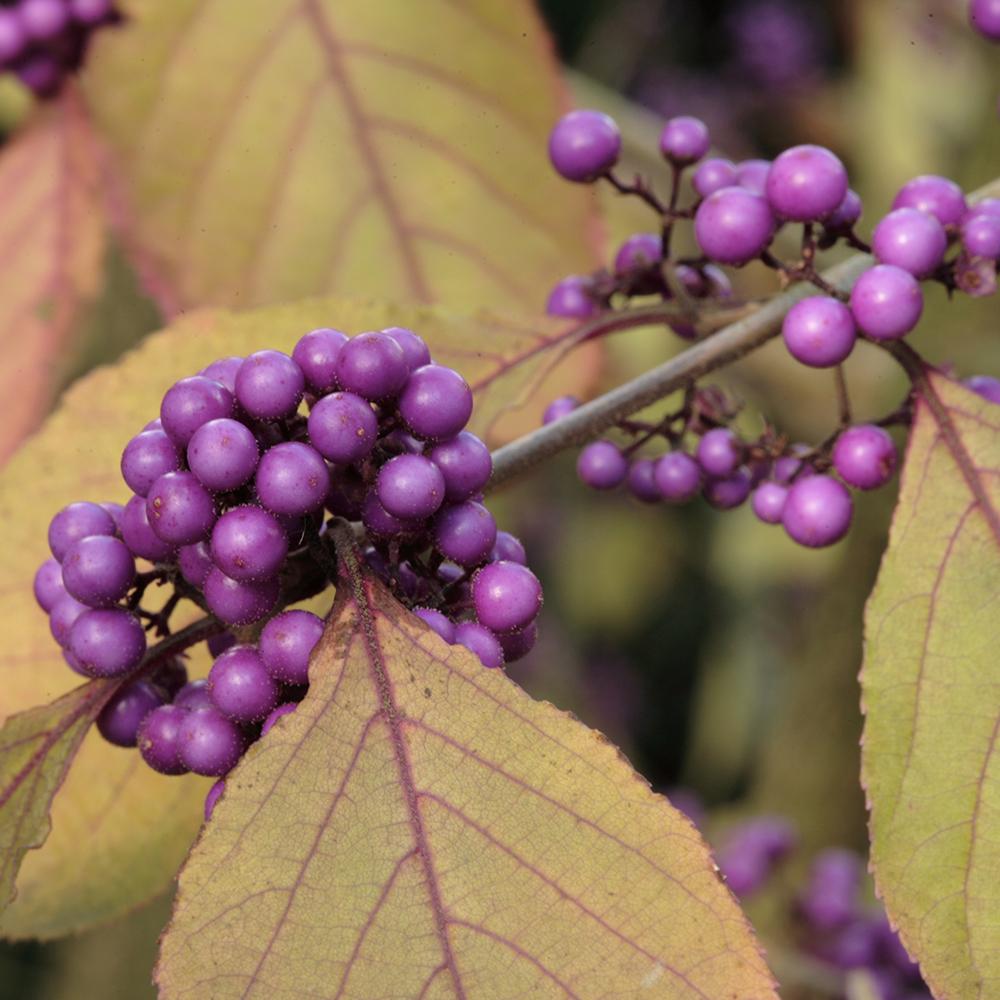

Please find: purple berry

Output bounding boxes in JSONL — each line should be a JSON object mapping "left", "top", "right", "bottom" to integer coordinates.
{"left": 849, "top": 264, "right": 924, "bottom": 340}
{"left": 546, "top": 276, "right": 599, "bottom": 318}
{"left": 235, "top": 350, "right": 305, "bottom": 420}
{"left": 694, "top": 187, "right": 775, "bottom": 265}
{"left": 261, "top": 703, "right": 298, "bottom": 737}
{"left": 472, "top": 561, "right": 542, "bottom": 634}
{"left": 433, "top": 501, "right": 497, "bottom": 566}
{"left": 825, "top": 189, "right": 863, "bottom": 233}
{"left": 210, "top": 505, "right": 288, "bottom": 582}
{"left": 20, "top": 0, "right": 69, "bottom": 41}
{"left": 965, "top": 374, "right": 1000, "bottom": 404}
{"left": 292, "top": 329, "right": 347, "bottom": 393}
{"left": 752, "top": 482, "right": 788, "bottom": 524}
{"left": 61, "top": 535, "right": 135, "bottom": 607}
{"left": 146, "top": 471, "right": 217, "bottom": 545}
{"left": 697, "top": 428, "right": 742, "bottom": 477}
{"left": 0, "top": 11, "right": 26, "bottom": 62}
{"left": 453, "top": 621, "right": 505, "bottom": 668}
{"left": 33, "top": 558, "right": 66, "bottom": 612}
{"left": 692, "top": 158, "right": 737, "bottom": 197}
{"left": 577, "top": 441, "right": 627, "bottom": 490}
{"left": 376, "top": 454, "right": 446, "bottom": 520}
{"left": 362, "top": 492, "right": 422, "bottom": 538}
{"left": 892, "top": 175, "right": 967, "bottom": 227}
{"left": 398, "top": 364, "right": 473, "bottom": 440}
{"left": 121, "top": 429, "right": 182, "bottom": 497}
{"left": 199, "top": 357, "right": 243, "bottom": 393}
{"left": 64, "top": 650, "right": 87, "bottom": 676}
{"left": 383, "top": 326, "right": 431, "bottom": 371}
{"left": 68, "top": 608, "right": 147, "bottom": 677}
{"left": 613, "top": 233, "right": 662, "bottom": 275}
{"left": 491, "top": 531, "right": 527, "bottom": 565}
{"left": 413, "top": 608, "right": 455, "bottom": 643}
{"left": 307, "top": 392, "right": 378, "bottom": 464}
{"left": 138, "top": 705, "right": 189, "bottom": 775}
{"left": 704, "top": 470, "right": 752, "bottom": 510}
{"left": 966, "top": 198, "right": 1000, "bottom": 222}
{"left": 17, "top": 53, "right": 61, "bottom": 96}
{"left": 799, "top": 849, "right": 863, "bottom": 930}
{"left": 659, "top": 115, "right": 710, "bottom": 165}
{"left": 48, "top": 501, "right": 117, "bottom": 561}
{"left": 542, "top": 395, "right": 579, "bottom": 424}
{"left": 428, "top": 432, "right": 492, "bottom": 502}
{"left": 160, "top": 376, "right": 234, "bottom": 446}
{"left": 203, "top": 567, "right": 278, "bottom": 626}
{"left": 626, "top": 459, "right": 661, "bottom": 503}
{"left": 498, "top": 622, "right": 537, "bottom": 662}
{"left": 654, "top": 452, "right": 702, "bottom": 503}
{"left": 255, "top": 441, "right": 330, "bottom": 516}
{"left": 259, "top": 609, "right": 324, "bottom": 685}
{"left": 872, "top": 207, "right": 947, "bottom": 278}
{"left": 174, "top": 679, "right": 213, "bottom": 712}
{"left": 548, "top": 109, "right": 621, "bottom": 182}
{"left": 208, "top": 645, "right": 280, "bottom": 723}
{"left": 204, "top": 779, "right": 226, "bottom": 821}
{"left": 782, "top": 296, "right": 857, "bottom": 367}
{"left": 49, "top": 594, "right": 88, "bottom": 647}
{"left": 334, "top": 331, "right": 409, "bottom": 401}
{"left": 961, "top": 213, "right": 1000, "bottom": 259}
{"left": 971, "top": 0, "right": 1000, "bottom": 39}
{"left": 121, "top": 494, "right": 175, "bottom": 562}
{"left": 766, "top": 144, "right": 848, "bottom": 221}
{"left": 782, "top": 475, "right": 853, "bottom": 547}
{"left": 774, "top": 448, "right": 814, "bottom": 484}
{"left": 832, "top": 425, "right": 897, "bottom": 490}
{"left": 735, "top": 159, "right": 771, "bottom": 196}
{"left": 187, "top": 418, "right": 259, "bottom": 493}
{"left": 97, "top": 680, "right": 164, "bottom": 748}
{"left": 178, "top": 707, "right": 244, "bottom": 777}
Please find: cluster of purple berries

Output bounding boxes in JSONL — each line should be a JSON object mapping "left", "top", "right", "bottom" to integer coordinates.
{"left": 0, "top": 0, "right": 116, "bottom": 97}
{"left": 716, "top": 819, "right": 931, "bottom": 1000}
{"left": 33, "top": 326, "right": 542, "bottom": 820}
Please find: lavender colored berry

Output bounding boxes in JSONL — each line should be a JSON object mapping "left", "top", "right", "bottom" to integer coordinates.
{"left": 892, "top": 174, "right": 967, "bottom": 227}
{"left": 160, "top": 375, "right": 234, "bottom": 446}
{"left": 208, "top": 645, "right": 280, "bottom": 723}
{"left": 961, "top": 213, "right": 1000, "bottom": 259}
{"left": 546, "top": 276, "right": 599, "bottom": 318}
{"left": 704, "top": 470, "right": 752, "bottom": 510}
{"left": 210, "top": 505, "right": 288, "bottom": 581}
{"left": 782, "top": 296, "right": 857, "bottom": 367}
{"left": 121, "top": 494, "right": 175, "bottom": 562}
{"left": 765, "top": 144, "right": 848, "bottom": 221}
{"left": 255, "top": 441, "right": 330, "bottom": 516}
{"left": 626, "top": 459, "right": 661, "bottom": 503}
{"left": 33, "top": 558, "right": 66, "bottom": 613}
{"left": 782, "top": 475, "right": 853, "bottom": 547}
{"left": 872, "top": 207, "right": 947, "bottom": 278}
{"left": 384, "top": 326, "right": 431, "bottom": 372}
{"left": 473, "top": 561, "right": 543, "bottom": 634}
{"left": 259, "top": 609, "right": 324, "bottom": 685}
{"left": 146, "top": 471, "right": 217, "bottom": 545}
{"left": 832, "top": 425, "right": 897, "bottom": 490}
{"left": 203, "top": 567, "right": 278, "bottom": 626}
{"left": 61, "top": 535, "right": 135, "bottom": 607}
{"left": 752, "top": 482, "right": 788, "bottom": 524}
{"left": 334, "top": 331, "right": 409, "bottom": 401}
{"left": 178, "top": 707, "right": 244, "bottom": 777}
{"left": 965, "top": 374, "right": 1000, "bottom": 404}
{"left": 376, "top": 455, "right": 446, "bottom": 520}
{"left": 577, "top": 441, "right": 627, "bottom": 490}
{"left": 735, "top": 159, "right": 771, "bottom": 196}
{"left": 694, "top": 187, "right": 775, "bottom": 265}
{"left": 692, "top": 158, "right": 737, "bottom": 197}
{"left": 849, "top": 264, "right": 924, "bottom": 340}
{"left": 413, "top": 608, "right": 455, "bottom": 643}
{"left": 199, "top": 357, "right": 243, "bottom": 393}
{"left": 97, "top": 680, "right": 164, "bottom": 748}
{"left": 433, "top": 501, "right": 497, "bottom": 566}
{"left": 138, "top": 705, "right": 189, "bottom": 775}
{"left": 174, "top": 679, "right": 213, "bottom": 712}
{"left": 659, "top": 115, "right": 710, "bottom": 165}
{"left": 48, "top": 501, "right": 117, "bottom": 562}
{"left": 492, "top": 531, "right": 527, "bottom": 564}
{"left": 204, "top": 779, "right": 226, "bottom": 821}
{"left": 548, "top": 109, "right": 621, "bottom": 182}
{"left": 614, "top": 233, "right": 662, "bottom": 275}
{"left": 0, "top": 10, "right": 26, "bottom": 62}
{"left": 292, "top": 328, "right": 348, "bottom": 393}
{"left": 398, "top": 364, "right": 473, "bottom": 440}
{"left": 542, "top": 395, "right": 579, "bottom": 424}
{"left": 362, "top": 493, "right": 421, "bottom": 538}
{"left": 307, "top": 391, "right": 378, "bottom": 464}
{"left": 235, "top": 350, "right": 305, "bottom": 420}
{"left": 825, "top": 189, "right": 863, "bottom": 233}
{"left": 697, "top": 428, "right": 742, "bottom": 477}
{"left": 49, "top": 594, "right": 88, "bottom": 647}
{"left": 187, "top": 418, "right": 259, "bottom": 492}
{"left": 69, "top": 608, "right": 147, "bottom": 677}
{"left": 121, "top": 429, "right": 182, "bottom": 497}
{"left": 453, "top": 621, "right": 505, "bottom": 668}
{"left": 654, "top": 452, "right": 702, "bottom": 503}
{"left": 971, "top": 0, "right": 1000, "bottom": 39}
{"left": 20, "top": 0, "right": 69, "bottom": 41}
{"left": 428, "top": 432, "right": 492, "bottom": 502}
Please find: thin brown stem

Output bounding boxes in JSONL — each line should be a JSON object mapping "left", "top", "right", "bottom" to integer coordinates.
{"left": 834, "top": 365, "right": 852, "bottom": 427}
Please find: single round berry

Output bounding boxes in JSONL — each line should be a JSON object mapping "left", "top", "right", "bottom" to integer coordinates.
{"left": 849, "top": 264, "right": 923, "bottom": 340}
{"left": 697, "top": 428, "right": 742, "bottom": 477}
{"left": 204, "top": 779, "right": 226, "bottom": 821}
{"left": 542, "top": 396, "right": 579, "bottom": 424}
{"left": 654, "top": 452, "right": 702, "bottom": 503}
{"left": 335, "top": 331, "right": 409, "bottom": 400}
{"left": 376, "top": 454, "right": 446, "bottom": 520}
{"left": 872, "top": 207, "right": 947, "bottom": 278}
{"left": 694, "top": 187, "right": 775, "bottom": 265}
{"left": 121, "top": 429, "right": 182, "bottom": 497}
{"left": 210, "top": 505, "right": 288, "bottom": 582}
{"left": 33, "top": 558, "right": 66, "bottom": 613}
{"left": 659, "top": 115, "right": 710, "bottom": 165}
{"left": 384, "top": 327, "right": 431, "bottom": 372}
{"left": 626, "top": 459, "right": 661, "bottom": 503}
{"left": 832, "top": 425, "right": 897, "bottom": 490}
{"left": 97, "top": 680, "right": 164, "bottom": 748}
{"left": 292, "top": 328, "right": 348, "bottom": 393}
{"left": 146, "top": 471, "right": 217, "bottom": 545}
{"left": 138, "top": 705, "right": 189, "bottom": 775}
{"left": 121, "top": 495, "right": 176, "bottom": 562}
{"left": 235, "top": 350, "right": 305, "bottom": 420}
{"left": 961, "top": 213, "right": 1000, "bottom": 259}
{"left": 160, "top": 376, "right": 235, "bottom": 446}
{"left": 498, "top": 623, "right": 537, "bottom": 663}
{"left": 892, "top": 174, "right": 967, "bottom": 227}
{"left": 199, "top": 356, "right": 244, "bottom": 393}
{"left": 255, "top": 441, "right": 330, "bottom": 516}
{"left": 825, "top": 189, "right": 863, "bottom": 233}
{"left": 0, "top": 10, "right": 26, "bottom": 62}
{"left": 174, "top": 678, "right": 214, "bottom": 712}
{"left": 704, "top": 470, "right": 752, "bottom": 510}
{"left": 491, "top": 531, "right": 527, "bottom": 565}
{"left": 752, "top": 482, "right": 788, "bottom": 524}
{"left": 20, "top": 0, "right": 69, "bottom": 41}
{"left": 782, "top": 475, "right": 853, "bottom": 547}
{"left": 178, "top": 707, "right": 244, "bottom": 777}
{"left": 69, "top": 608, "right": 147, "bottom": 677}
{"left": 48, "top": 501, "right": 117, "bottom": 562}
{"left": 577, "top": 441, "right": 627, "bottom": 490}
{"left": 434, "top": 501, "right": 497, "bottom": 566}
{"left": 472, "top": 561, "right": 543, "bottom": 634}
{"left": 413, "top": 608, "right": 455, "bottom": 643}
{"left": 208, "top": 646, "right": 280, "bottom": 724}
{"left": 765, "top": 144, "right": 848, "bottom": 221}
{"left": 362, "top": 492, "right": 422, "bottom": 538}
{"left": 692, "top": 158, "right": 737, "bottom": 197}
{"left": 428, "top": 432, "right": 492, "bottom": 502}
{"left": 259, "top": 609, "right": 324, "bottom": 685}
{"left": 61, "top": 535, "right": 135, "bottom": 607}
{"left": 101, "top": 502, "right": 125, "bottom": 533}
{"left": 187, "top": 418, "right": 259, "bottom": 492}
{"left": 173, "top": 541, "right": 211, "bottom": 587}
{"left": 735, "top": 159, "right": 771, "bottom": 196}
{"left": 799, "top": 849, "right": 863, "bottom": 930}
{"left": 971, "top": 0, "right": 1000, "bottom": 39}
{"left": 49, "top": 595, "right": 89, "bottom": 647}
{"left": 782, "top": 296, "right": 857, "bottom": 367}
{"left": 547, "top": 109, "right": 621, "bottom": 182}
{"left": 307, "top": 391, "right": 378, "bottom": 464}
{"left": 965, "top": 374, "right": 1000, "bottom": 404}
{"left": 546, "top": 276, "right": 599, "bottom": 318}
{"left": 774, "top": 447, "right": 814, "bottom": 484}
{"left": 613, "top": 233, "right": 662, "bottom": 276}
{"left": 203, "top": 567, "right": 279, "bottom": 626}
{"left": 453, "top": 621, "right": 505, "bottom": 668}
{"left": 398, "top": 364, "right": 473, "bottom": 440}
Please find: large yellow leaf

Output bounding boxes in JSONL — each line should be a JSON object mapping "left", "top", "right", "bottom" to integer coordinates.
{"left": 157, "top": 532, "right": 776, "bottom": 999}
{"left": 0, "top": 89, "right": 104, "bottom": 465}
{"left": 82, "top": 0, "right": 601, "bottom": 314}
{"left": 0, "top": 294, "right": 596, "bottom": 938}
{"left": 862, "top": 373, "right": 1000, "bottom": 999}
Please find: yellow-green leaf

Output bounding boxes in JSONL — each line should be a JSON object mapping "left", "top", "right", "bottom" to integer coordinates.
{"left": 83, "top": 0, "right": 600, "bottom": 313}
{"left": 0, "top": 89, "right": 104, "bottom": 466}
{"left": 862, "top": 373, "right": 1000, "bottom": 999}
{"left": 157, "top": 532, "right": 776, "bottom": 999}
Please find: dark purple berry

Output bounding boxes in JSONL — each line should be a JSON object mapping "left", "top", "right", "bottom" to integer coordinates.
{"left": 613, "top": 233, "right": 662, "bottom": 275}
{"left": 292, "top": 328, "right": 348, "bottom": 393}
{"left": 235, "top": 350, "right": 305, "bottom": 420}
{"left": 33, "top": 558, "right": 66, "bottom": 613}
{"left": 824, "top": 189, "right": 863, "bottom": 233}
{"left": 704, "top": 470, "right": 752, "bottom": 510}
{"left": 199, "top": 357, "right": 243, "bottom": 393}
{"left": 428, "top": 432, "right": 492, "bottom": 502}
{"left": 433, "top": 501, "right": 497, "bottom": 566}
{"left": 383, "top": 326, "right": 431, "bottom": 371}
{"left": 377, "top": 454, "right": 446, "bottom": 520}
{"left": 361, "top": 492, "right": 422, "bottom": 538}
{"left": 150, "top": 658, "right": 188, "bottom": 699}
{"left": 491, "top": 531, "right": 526, "bottom": 564}
{"left": 174, "top": 679, "right": 213, "bottom": 712}
{"left": 335, "top": 331, "right": 409, "bottom": 401}
{"left": 307, "top": 391, "right": 378, "bottom": 464}
{"left": 203, "top": 567, "right": 279, "bottom": 626}
{"left": 472, "top": 561, "right": 542, "bottom": 634}
{"left": 497, "top": 622, "right": 537, "bottom": 662}
{"left": 178, "top": 707, "right": 244, "bottom": 777}
{"left": 97, "top": 680, "right": 164, "bottom": 748}
{"left": 121, "top": 494, "right": 176, "bottom": 562}
{"left": 68, "top": 608, "right": 146, "bottom": 677}
{"left": 61, "top": 535, "right": 135, "bottom": 607}
{"left": 138, "top": 705, "right": 189, "bottom": 775}
{"left": 177, "top": 541, "right": 213, "bottom": 587}
{"left": 49, "top": 594, "right": 89, "bottom": 647}
{"left": 626, "top": 459, "right": 661, "bottom": 503}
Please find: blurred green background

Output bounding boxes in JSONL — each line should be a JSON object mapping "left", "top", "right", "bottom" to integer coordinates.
{"left": 1, "top": 0, "right": 997, "bottom": 997}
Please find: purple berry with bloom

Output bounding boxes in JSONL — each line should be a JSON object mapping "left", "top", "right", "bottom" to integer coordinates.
{"left": 335, "top": 331, "right": 409, "bottom": 401}
{"left": 121, "top": 495, "right": 175, "bottom": 562}
{"left": 752, "top": 482, "right": 788, "bottom": 524}
{"left": 766, "top": 144, "right": 848, "bottom": 221}
{"left": 398, "top": 364, "right": 473, "bottom": 440}
{"left": 543, "top": 395, "right": 579, "bottom": 424}
{"left": 61, "top": 535, "right": 135, "bottom": 607}
{"left": 799, "top": 849, "right": 863, "bottom": 930}
{"left": 307, "top": 392, "right": 378, "bottom": 464}
{"left": 187, "top": 418, "right": 259, "bottom": 493}
{"left": 0, "top": 10, "right": 26, "bottom": 62}
{"left": 383, "top": 326, "right": 431, "bottom": 372}
{"left": 199, "top": 357, "right": 243, "bottom": 393}
{"left": 210, "top": 505, "right": 288, "bottom": 582}
{"left": 971, "top": 0, "right": 1000, "bottom": 39}
{"left": 872, "top": 208, "right": 947, "bottom": 278}
{"left": 613, "top": 233, "right": 662, "bottom": 276}
{"left": 825, "top": 189, "right": 863, "bottom": 233}
{"left": 694, "top": 187, "right": 775, "bottom": 265}
{"left": 849, "top": 264, "right": 924, "bottom": 340}
{"left": 20, "top": 0, "right": 69, "bottom": 41}
{"left": 735, "top": 159, "right": 771, "bottom": 196}
{"left": 626, "top": 459, "right": 661, "bottom": 503}
{"left": 160, "top": 376, "right": 234, "bottom": 446}
{"left": 692, "top": 158, "right": 737, "bottom": 197}
{"left": 961, "top": 213, "right": 1000, "bottom": 259}
{"left": 546, "top": 275, "right": 599, "bottom": 318}
{"left": 146, "top": 471, "right": 217, "bottom": 546}
{"left": 492, "top": 531, "right": 527, "bottom": 564}
{"left": 892, "top": 175, "right": 967, "bottom": 227}
{"left": 33, "top": 558, "right": 66, "bottom": 613}
{"left": 208, "top": 645, "right": 280, "bottom": 723}
{"left": 697, "top": 428, "right": 742, "bottom": 477}
{"left": 453, "top": 621, "right": 505, "bottom": 668}
{"left": 292, "top": 328, "right": 348, "bottom": 393}
{"left": 204, "top": 567, "right": 278, "bottom": 626}
{"left": 654, "top": 452, "right": 702, "bottom": 503}
{"left": 547, "top": 109, "right": 621, "bottom": 182}
{"left": 498, "top": 623, "right": 537, "bottom": 662}
{"left": 577, "top": 441, "right": 628, "bottom": 490}
{"left": 704, "top": 470, "right": 752, "bottom": 510}
{"left": 659, "top": 115, "right": 710, "bottom": 165}
{"left": 174, "top": 679, "right": 213, "bottom": 712}
{"left": 259, "top": 609, "right": 324, "bottom": 685}
{"left": 429, "top": 432, "right": 492, "bottom": 501}
{"left": 255, "top": 441, "right": 329, "bottom": 516}
{"left": 178, "top": 707, "right": 244, "bottom": 777}
{"left": 413, "top": 608, "right": 455, "bottom": 643}
{"left": 235, "top": 350, "right": 304, "bottom": 420}
{"left": 434, "top": 500, "right": 497, "bottom": 566}
{"left": 49, "top": 594, "right": 89, "bottom": 647}
{"left": 69, "top": 608, "right": 147, "bottom": 677}
{"left": 48, "top": 501, "right": 117, "bottom": 562}
{"left": 121, "top": 429, "right": 182, "bottom": 497}
{"left": 97, "top": 680, "right": 164, "bottom": 748}
{"left": 782, "top": 296, "right": 856, "bottom": 367}
{"left": 833, "top": 425, "right": 897, "bottom": 490}
{"left": 377, "top": 454, "right": 446, "bottom": 520}
{"left": 965, "top": 374, "right": 1000, "bottom": 404}
{"left": 472, "top": 561, "right": 543, "bottom": 634}
{"left": 362, "top": 493, "right": 421, "bottom": 539}
{"left": 782, "top": 475, "right": 853, "bottom": 547}
{"left": 138, "top": 705, "right": 189, "bottom": 775}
